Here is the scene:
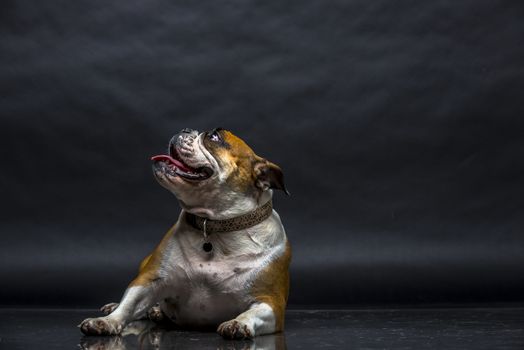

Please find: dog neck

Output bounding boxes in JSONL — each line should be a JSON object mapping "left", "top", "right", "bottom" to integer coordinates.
{"left": 178, "top": 190, "right": 273, "bottom": 220}
{"left": 184, "top": 198, "right": 273, "bottom": 234}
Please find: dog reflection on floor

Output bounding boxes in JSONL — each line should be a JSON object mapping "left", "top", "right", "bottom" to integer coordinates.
{"left": 78, "top": 320, "right": 287, "bottom": 350}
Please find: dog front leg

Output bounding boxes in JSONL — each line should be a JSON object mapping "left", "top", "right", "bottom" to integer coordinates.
{"left": 80, "top": 281, "right": 160, "bottom": 336}
{"left": 217, "top": 302, "right": 278, "bottom": 339}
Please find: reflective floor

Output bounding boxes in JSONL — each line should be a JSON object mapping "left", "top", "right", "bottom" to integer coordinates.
{"left": 1, "top": 306, "right": 524, "bottom": 349}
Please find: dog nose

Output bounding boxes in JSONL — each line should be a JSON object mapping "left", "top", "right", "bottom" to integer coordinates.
{"left": 181, "top": 128, "right": 194, "bottom": 134}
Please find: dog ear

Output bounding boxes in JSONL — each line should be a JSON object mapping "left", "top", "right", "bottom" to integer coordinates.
{"left": 254, "top": 159, "right": 290, "bottom": 195}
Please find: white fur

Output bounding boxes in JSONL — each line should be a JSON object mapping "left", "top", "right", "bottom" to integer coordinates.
{"left": 233, "top": 302, "right": 277, "bottom": 336}
{"left": 156, "top": 208, "right": 285, "bottom": 330}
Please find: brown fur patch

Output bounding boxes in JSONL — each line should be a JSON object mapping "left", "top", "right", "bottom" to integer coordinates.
{"left": 138, "top": 254, "right": 152, "bottom": 272}
{"left": 204, "top": 130, "right": 285, "bottom": 196}
{"left": 130, "top": 224, "right": 176, "bottom": 286}
{"left": 218, "top": 131, "right": 259, "bottom": 193}
{"left": 249, "top": 241, "right": 292, "bottom": 332}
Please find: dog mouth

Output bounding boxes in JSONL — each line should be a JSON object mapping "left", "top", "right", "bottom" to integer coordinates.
{"left": 151, "top": 146, "right": 213, "bottom": 181}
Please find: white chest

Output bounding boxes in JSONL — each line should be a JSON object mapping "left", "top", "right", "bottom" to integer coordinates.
{"left": 156, "top": 212, "right": 286, "bottom": 326}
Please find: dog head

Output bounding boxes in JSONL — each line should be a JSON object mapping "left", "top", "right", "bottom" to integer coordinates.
{"left": 152, "top": 128, "right": 288, "bottom": 219}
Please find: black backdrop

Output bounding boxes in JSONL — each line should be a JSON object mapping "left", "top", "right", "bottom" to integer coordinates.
{"left": 1, "top": 0, "right": 523, "bottom": 307}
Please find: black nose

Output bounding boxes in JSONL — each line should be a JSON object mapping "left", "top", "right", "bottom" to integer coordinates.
{"left": 181, "top": 128, "right": 194, "bottom": 134}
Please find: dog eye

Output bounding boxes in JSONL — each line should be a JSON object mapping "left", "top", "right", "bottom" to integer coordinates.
{"left": 209, "top": 131, "right": 221, "bottom": 142}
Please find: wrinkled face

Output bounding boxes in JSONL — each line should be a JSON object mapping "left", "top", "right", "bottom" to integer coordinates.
{"left": 152, "top": 128, "right": 287, "bottom": 218}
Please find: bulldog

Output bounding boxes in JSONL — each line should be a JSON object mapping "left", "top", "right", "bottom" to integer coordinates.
{"left": 79, "top": 128, "right": 291, "bottom": 339}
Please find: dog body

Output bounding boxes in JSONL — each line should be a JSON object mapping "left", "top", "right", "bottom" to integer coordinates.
{"left": 80, "top": 128, "right": 291, "bottom": 339}
{"left": 140, "top": 206, "right": 289, "bottom": 330}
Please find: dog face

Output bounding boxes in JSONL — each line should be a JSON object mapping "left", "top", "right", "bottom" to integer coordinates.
{"left": 152, "top": 128, "right": 287, "bottom": 218}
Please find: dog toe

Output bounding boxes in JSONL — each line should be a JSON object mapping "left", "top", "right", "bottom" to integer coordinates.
{"left": 80, "top": 317, "right": 121, "bottom": 336}
{"left": 100, "top": 302, "right": 119, "bottom": 315}
{"left": 147, "top": 305, "right": 165, "bottom": 323}
{"left": 217, "top": 319, "right": 253, "bottom": 339}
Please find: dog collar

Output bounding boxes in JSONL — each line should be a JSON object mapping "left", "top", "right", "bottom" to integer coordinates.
{"left": 185, "top": 199, "right": 273, "bottom": 235}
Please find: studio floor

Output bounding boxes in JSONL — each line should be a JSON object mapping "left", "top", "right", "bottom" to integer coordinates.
{"left": 1, "top": 306, "right": 523, "bottom": 349}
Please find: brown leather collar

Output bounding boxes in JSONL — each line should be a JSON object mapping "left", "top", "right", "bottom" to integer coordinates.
{"left": 185, "top": 200, "right": 273, "bottom": 234}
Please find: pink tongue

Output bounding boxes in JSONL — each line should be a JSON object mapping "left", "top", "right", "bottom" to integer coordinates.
{"left": 151, "top": 155, "right": 193, "bottom": 172}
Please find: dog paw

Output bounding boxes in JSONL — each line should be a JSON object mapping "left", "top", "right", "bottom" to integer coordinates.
{"left": 217, "top": 319, "right": 254, "bottom": 339}
{"left": 147, "top": 305, "right": 165, "bottom": 323}
{"left": 100, "top": 302, "right": 119, "bottom": 315}
{"left": 79, "top": 317, "right": 123, "bottom": 336}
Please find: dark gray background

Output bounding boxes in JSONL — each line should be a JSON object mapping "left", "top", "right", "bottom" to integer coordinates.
{"left": 1, "top": 0, "right": 523, "bottom": 307}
